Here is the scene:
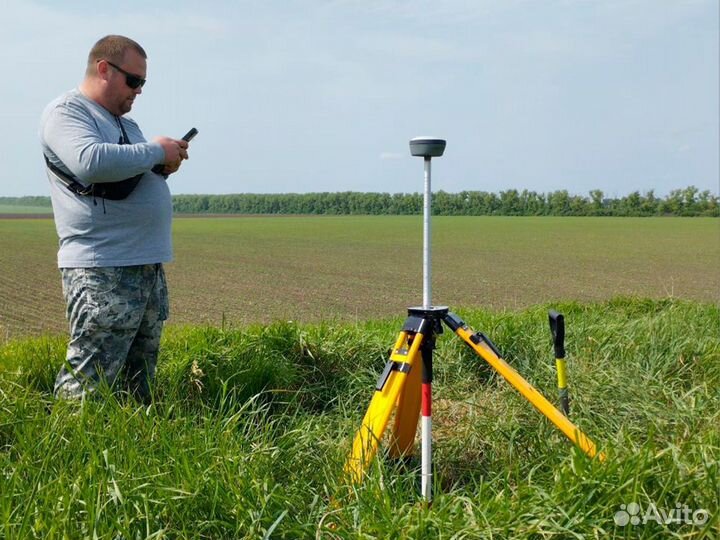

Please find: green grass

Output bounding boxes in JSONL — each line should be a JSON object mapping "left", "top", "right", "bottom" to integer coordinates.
{"left": 0, "top": 205, "right": 52, "bottom": 214}
{"left": 1, "top": 299, "right": 718, "bottom": 538}
{"left": 1, "top": 216, "right": 718, "bottom": 340}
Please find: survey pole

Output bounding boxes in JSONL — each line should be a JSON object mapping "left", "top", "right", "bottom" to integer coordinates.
{"left": 409, "top": 137, "right": 446, "bottom": 502}
{"left": 423, "top": 157, "right": 432, "bottom": 309}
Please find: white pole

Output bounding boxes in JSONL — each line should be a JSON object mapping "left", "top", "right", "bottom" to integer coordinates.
{"left": 423, "top": 157, "right": 432, "bottom": 309}
{"left": 421, "top": 396, "right": 432, "bottom": 501}
{"left": 410, "top": 137, "right": 444, "bottom": 504}
{"left": 422, "top": 155, "right": 433, "bottom": 503}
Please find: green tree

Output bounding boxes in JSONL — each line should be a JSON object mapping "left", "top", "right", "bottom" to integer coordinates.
{"left": 589, "top": 189, "right": 604, "bottom": 215}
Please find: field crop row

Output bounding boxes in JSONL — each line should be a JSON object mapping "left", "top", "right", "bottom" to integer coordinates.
{"left": 1, "top": 216, "right": 718, "bottom": 341}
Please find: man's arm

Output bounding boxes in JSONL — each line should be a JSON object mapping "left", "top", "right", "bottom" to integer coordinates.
{"left": 42, "top": 102, "right": 184, "bottom": 183}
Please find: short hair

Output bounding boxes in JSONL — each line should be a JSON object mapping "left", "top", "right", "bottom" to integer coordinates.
{"left": 85, "top": 35, "right": 147, "bottom": 76}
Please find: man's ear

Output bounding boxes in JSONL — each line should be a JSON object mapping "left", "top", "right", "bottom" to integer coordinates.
{"left": 96, "top": 59, "right": 110, "bottom": 80}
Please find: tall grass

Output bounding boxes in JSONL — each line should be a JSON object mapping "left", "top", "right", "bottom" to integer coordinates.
{"left": 0, "top": 298, "right": 717, "bottom": 538}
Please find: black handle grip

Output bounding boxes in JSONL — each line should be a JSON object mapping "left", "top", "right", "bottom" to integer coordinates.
{"left": 548, "top": 310, "right": 565, "bottom": 359}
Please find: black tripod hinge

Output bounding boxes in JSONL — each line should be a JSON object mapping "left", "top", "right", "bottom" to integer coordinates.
{"left": 470, "top": 332, "right": 504, "bottom": 358}
{"left": 402, "top": 315, "right": 437, "bottom": 335}
{"left": 402, "top": 315, "right": 425, "bottom": 334}
{"left": 442, "top": 312, "right": 465, "bottom": 332}
{"left": 375, "top": 360, "right": 412, "bottom": 391}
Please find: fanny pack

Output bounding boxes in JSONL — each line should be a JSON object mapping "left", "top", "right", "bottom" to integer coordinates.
{"left": 43, "top": 116, "right": 144, "bottom": 201}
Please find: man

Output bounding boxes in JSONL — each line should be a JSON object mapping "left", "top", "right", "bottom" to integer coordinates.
{"left": 40, "top": 35, "right": 189, "bottom": 401}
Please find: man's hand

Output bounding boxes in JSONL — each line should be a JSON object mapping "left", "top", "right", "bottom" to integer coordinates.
{"left": 153, "top": 136, "right": 189, "bottom": 164}
{"left": 162, "top": 158, "right": 183, "bottom": 176}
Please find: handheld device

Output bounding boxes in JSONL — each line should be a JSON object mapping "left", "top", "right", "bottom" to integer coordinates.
{"left": 152, "top": 128, "right": 198, "bottom": 175}
{"left": 182, "top": 127, "right": 198, "bottom": 142}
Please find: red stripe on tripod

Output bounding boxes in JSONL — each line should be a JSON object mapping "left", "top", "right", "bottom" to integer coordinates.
{"left": 422, "top": 383, "right": 432, "bottom": 416}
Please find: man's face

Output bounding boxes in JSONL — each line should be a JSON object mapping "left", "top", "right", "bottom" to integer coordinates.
{"left": 106, "top": 49, "right": 146, "bottom": 116}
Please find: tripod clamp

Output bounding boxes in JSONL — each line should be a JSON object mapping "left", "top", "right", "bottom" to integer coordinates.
{"left": 443, "top": 311, "right": 503, "bottom": 358}
{"left": 405, "top": 307, "right": 448, "bottom": 378}
{"left": 375, "top": 308, "right": 445, "bottom": 392}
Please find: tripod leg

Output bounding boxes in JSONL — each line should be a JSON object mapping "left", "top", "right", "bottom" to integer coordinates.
{"left": 389, "top": 345, "right": 422, "bottom": 459}
{"left": 389, "top": 314, "right": 438, "bottom": 502}
{"left": 443, "top": 312, "right": 605, "bottom": 462}
{"left": 345, "top": 329, "right": 425, "bottom": 483}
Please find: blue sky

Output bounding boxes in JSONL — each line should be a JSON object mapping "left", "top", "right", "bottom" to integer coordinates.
{"left": 2, "top": 0, "right": 718, "bottom": 197}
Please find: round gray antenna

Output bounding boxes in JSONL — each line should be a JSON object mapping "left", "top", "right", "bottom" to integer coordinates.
{"left": 409, "top": 137, "right": 446, "bottom": 158}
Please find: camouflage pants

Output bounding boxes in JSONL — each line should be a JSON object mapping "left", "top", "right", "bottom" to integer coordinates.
{"left": 55, "top": 264, "right": 169, "bottom": 401}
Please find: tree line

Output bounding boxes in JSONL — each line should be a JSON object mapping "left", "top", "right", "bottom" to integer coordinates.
{"left": 2, "top": 186, "right": 717, "bottom": 216}
{"left": 172, "top": 186, "right": 717, "bottom": 216}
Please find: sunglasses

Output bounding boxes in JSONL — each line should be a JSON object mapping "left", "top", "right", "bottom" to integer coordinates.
{"left": 105, "top": 60, "right": 146, "bottom": 89}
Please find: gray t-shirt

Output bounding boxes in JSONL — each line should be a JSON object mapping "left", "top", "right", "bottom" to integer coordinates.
{"left": 40, "top": 88, "right": 172, "bottom": 268}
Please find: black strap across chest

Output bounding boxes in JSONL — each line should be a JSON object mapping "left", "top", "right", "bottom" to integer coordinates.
{"left": 44, "top": 116, "right": 144, "bottom": 201}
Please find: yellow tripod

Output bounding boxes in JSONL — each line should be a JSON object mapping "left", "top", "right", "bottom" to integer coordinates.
{"left": 345, "top": 137, "right": 604, "bottom": 501}
{"left": 345, "top": 306, "right": 605, "bottom": 501}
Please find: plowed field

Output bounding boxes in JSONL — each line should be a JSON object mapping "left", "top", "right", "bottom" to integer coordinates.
{"left": 1, "top": 216, "right": 717, "bottom": 341}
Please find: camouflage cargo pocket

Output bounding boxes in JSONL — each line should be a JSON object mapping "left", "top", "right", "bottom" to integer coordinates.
{"left": 154, "top": 265, "right": 170, "bottom": 321}
{"left": 70, "top": 267, "right": 141, "bottom": 331}
{"left": 82, "top": 267, "right": 125, "bottom": 294}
